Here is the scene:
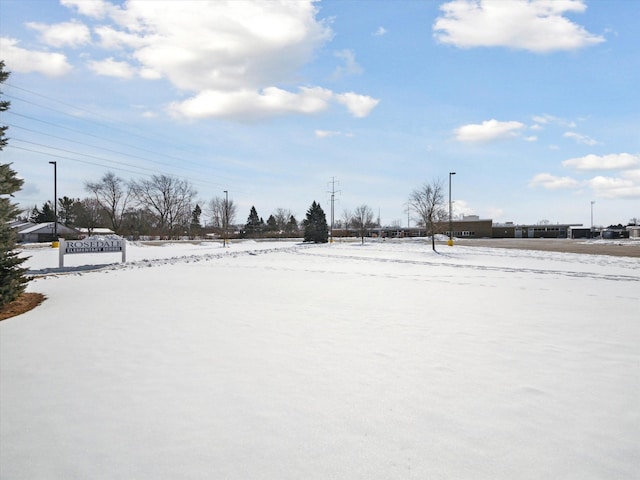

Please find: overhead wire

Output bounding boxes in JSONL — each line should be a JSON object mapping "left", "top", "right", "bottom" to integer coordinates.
{"left": 4, "top": 91, "right": 231, "bottom": 175}
{"left": 5, "top": 121, "right": 227, "bottom": 181}
{"left": 2, "top": 83, "right": 243, "bottom": 193}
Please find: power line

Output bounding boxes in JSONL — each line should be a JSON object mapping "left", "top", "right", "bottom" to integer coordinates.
{"left": 3, "top": 86, "right": 237, "bottom": 183}
{"left": 2, "top": 82, "right": 254, "bottom": 198}
{"left": 5, "top": 122, "right": 223, "bottom": 179}
{"left": 5, "top": 83, "right": 179, "bottom": 148}
{"left": 4, "top": 106, "right": 225, "bottom": 176}
{"left": 6, "top": 143, "right": 222, "bottom": 192}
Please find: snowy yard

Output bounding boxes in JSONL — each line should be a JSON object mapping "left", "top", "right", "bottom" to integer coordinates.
{"left": 2, "top": 240, "right": 639, "bottom": 479}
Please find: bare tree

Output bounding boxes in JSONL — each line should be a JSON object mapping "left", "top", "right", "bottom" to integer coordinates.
{"left": 341, "top": 208, "right": 352, "bottom": 236}
{"left": 207, "top": 197, "right": 224, "bottom": 228}
{"left": 207, "top": 195, "right": 237, "bottom": 244}
{"left": 74, "top": 198, "right": 104, "bottom": 235}
{"left": 351, "top": 204, "right": 375, "bottom": 244}
{"left": 207, "top": 196, "right": 237, "bottom": 228}
{"left": 85, "top": 171, "right": 130, "bottom": 234}
{"left": 130, "top": 174, "right": 196, "bottom": 238}
{"left": 274, "top": 208, "right": 293, "bottom": 232}
{"left": 409, "top": 179, "right": 447, "bottom": 251}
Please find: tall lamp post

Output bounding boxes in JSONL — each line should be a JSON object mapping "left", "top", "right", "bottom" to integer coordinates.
{"left": 223, "top": 190, "right": 228, "bottom": 247}
{"left": 49, "top": 161, "right": 57, "bottom": 244}
{"left": 590, "top": 200, "right": 596, "bottom": 238}
{"left": 448, "top": 172, "right": 456, "bottom": 246}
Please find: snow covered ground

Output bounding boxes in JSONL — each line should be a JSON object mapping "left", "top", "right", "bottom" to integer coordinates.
{"left": 2, "top": 239, "right": 639, "bottom": 479}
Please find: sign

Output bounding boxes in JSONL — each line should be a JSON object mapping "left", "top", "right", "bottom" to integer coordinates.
{"left": 59, "top": 236, "right": 127, "bottom": 267}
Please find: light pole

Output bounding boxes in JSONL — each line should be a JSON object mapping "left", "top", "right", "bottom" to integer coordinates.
{"left": 448, "top": 172, "right": 456, "bottom": 246}
{"left": 49, "top": 161, "right": 57, "bottom": 244}
{"left": 223, "top": 190, "right": 228, "bottom": 247}
{"left": 590, "top": 200, "right": 596, "bottom": 238}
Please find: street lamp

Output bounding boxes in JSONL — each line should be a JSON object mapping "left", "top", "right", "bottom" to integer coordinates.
{"left": 590, "top": 200, "right": 596, "bottom": 238}
{"left": 448, "top": 172, "right": 456, "bottom": 246}
{"left": 223, "top": 190, "right": 228, "bottom": 247}
{"left": 49, "top": 161, "right": 57, "bottom": 244}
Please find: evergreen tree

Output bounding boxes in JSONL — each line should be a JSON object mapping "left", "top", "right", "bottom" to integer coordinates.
{"left": 244, "top": 206, "right": 264, "bottom": 237}
{"left": 0, "top": 61, "right": 9, "bottom": 151}
{"left": 303, "top": 201, "right": 328, "bottom": 243}
{"left": 1, "top": 62, "right": 31, "bottom": 307}
{"left": 190, "top": 203, "right": 202, "bottom": 237}
{"left": 266, "top": 214, "right": 278, "bottom": 233}
{"left": 286, "top": 215, "right": 299, "bottom": 236}
{"left": 58, "top": 196, "right": 78, "bottom": 226}
{"left": 29, "top": 201, "right": 56, "bottom": 223}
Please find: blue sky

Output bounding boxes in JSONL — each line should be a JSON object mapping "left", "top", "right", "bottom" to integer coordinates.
{"left": 1, "top": 0, "right": 638, "bottom": 228}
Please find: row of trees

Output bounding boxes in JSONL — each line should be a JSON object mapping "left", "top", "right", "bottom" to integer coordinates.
{"left": 23, "top": 170, "right": 336, "bottom": 242}
{"left": 23, "top": 169, "right": 448, "bottom": 246}
{"left": 24, "top": 171, "right": 232, "bottom": 239}
{"left": 330, "top": 181, "right": 447, "bottom": 249}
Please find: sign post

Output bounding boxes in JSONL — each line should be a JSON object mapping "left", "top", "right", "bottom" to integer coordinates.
{"left": 59, "top": 236, "right": 127, "bottom": 268}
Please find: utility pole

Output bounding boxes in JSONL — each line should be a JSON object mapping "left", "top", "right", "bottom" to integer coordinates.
{"left": 327, "top": 177, "right": 340, "bottom": 243}
{"left": 49, "top": 161, "right": 57, "bottom": 244}
{"left": 223, "top": 190, "right": 228, "bottom": 247}
{"left": 448, "top": 172, "right": 456, "bottom": 246}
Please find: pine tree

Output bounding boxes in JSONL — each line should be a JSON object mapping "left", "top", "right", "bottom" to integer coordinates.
{"left": 286, "top": 215, "right": 299, "bottom": 236}
{"left": 244, "top": 206, "right": 263, "bottom": 237}
{"left": 266, "top": 214, "right": 278, "bottom": 233}
{"left": 1, "top": 61, "right": 31, "bottom": 306}
{"left": 29, "top": 201, "right": 56, "bottom": 223}
{"left": 58, "top": 196, "right": 78, "bottom": 226}
{"left": 303, "top": 201, "right": 328, "bottom": 243}
{"left": 0, "top": 61, "right": 9, "bottom": 151}
{"left": 0, "top": 164, "right": 30, "bottom": 307}
{"left": 190, "top": 203, "right": 202, "bottom": 237}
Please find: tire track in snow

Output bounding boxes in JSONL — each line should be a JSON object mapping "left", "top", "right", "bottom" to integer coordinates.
{"left": 295, "top": 250, "right": 640, "bottom": 284}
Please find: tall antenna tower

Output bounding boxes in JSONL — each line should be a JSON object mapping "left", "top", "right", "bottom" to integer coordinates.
{"left": 327, "top": 177, "right": 340, "bottom": 243}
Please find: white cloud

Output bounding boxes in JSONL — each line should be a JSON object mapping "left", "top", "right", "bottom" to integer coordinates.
{"left": 332, "top": 49, "right": 363, "bottom": 79}
{"left": 451, "top": 199, "right": 475, "bottom": 218}
{"left": 62, "top": 0, "right": 379, "bottom": 121}
{"left": 529, "top": 173, "right": 581, "bottom": 190}
{"left": 588, "top": 175, "right": 640, "bottom": 198}
{"left": 169, "top": 86, "right": 379, "bottom": 121}
{"left": 94, "top": 26, "right": 147, "bottom": 50}
{"left": 433, "top": 0, "right": 605, "bottom": 52}
{"left": 315, "top": 130, "right": 354, "bottom": 138}
{"left": 562, "top": 153, "right": 640, "bottom": 171}
{"left": 0, "top": 37, "right": 72, "bottom": 76}
{"left": 335, "top": 92, "right": 380, "bottom": 118}
{"left": 524, "top": 135, "right": 538, "bottom": 142}
{"left": 374, "top": 26, "right": 388, "bottom": 36}
{"left": 532, "top": 114, "right": 576, "bottom": 128}
{"left": 60, "top": 0, "right": 114, "bottom": 19}
{"left": 88, "top": 57, "right": 136, "bottom": 79}
{"left": 315, "top": 130, "right": 341, "bottom": 138}
{"left": 98, "top": 1, "right": 332, "bottom": 92}
{"left": 455, "top": 119, "right": 525, "bottom": 142}
{"left": 623, "top": 169, "right": 640, "bottom": 183}
{"left": 169, "top": 86, "right": 334, "bottom": 121}
{"left": 26, "top": 20, "right": 91, "bottom": 48}
{"left": 563, "top": 131, "right": 600, "bottom": 146}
